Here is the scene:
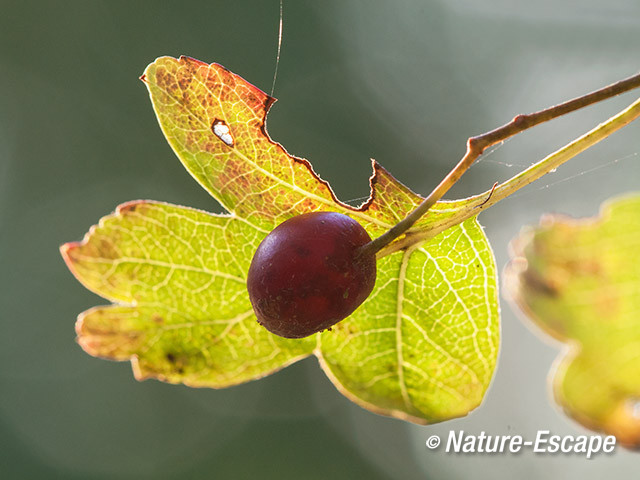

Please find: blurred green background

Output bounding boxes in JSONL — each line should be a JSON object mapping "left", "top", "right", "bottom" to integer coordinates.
{"left": 1, "top": 0, "right": 639, "bottom": 478}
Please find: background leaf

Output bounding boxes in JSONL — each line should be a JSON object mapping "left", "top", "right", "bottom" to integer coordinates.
{"left": 61, "top": 56, "right": 499, "bottom": 423}
{"left": 504, "top": 194, "right": 640, "bottom": 447}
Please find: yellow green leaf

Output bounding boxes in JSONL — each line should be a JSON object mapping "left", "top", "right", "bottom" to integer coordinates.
{"left": 505, "top": 194, "right": 640, "bottom": 446}
{"left": 62, "top": 201, "right": 315, "bottom": 386}
{"left": 61, "top": 56, "right": 499, "bottom": 423}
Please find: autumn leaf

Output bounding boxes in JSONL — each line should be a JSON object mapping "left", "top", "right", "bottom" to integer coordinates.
{"left": 61, "top": 56, "right": 499, "bottom": 423}
{"left": 504, "top": 194, "right": 640, "bottom": 446}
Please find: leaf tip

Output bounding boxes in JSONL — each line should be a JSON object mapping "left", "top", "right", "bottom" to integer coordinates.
{"left": 116, "top": 199, "right": 147, "bottom": 214}
{"left": 74, "top": 311, "right": 95, "bottom": 356}
{"left": 130, "top": 356, "right": 151, "bottom": 382}
{"left": 60, "top": 241, "right": 82, "bottom": 278}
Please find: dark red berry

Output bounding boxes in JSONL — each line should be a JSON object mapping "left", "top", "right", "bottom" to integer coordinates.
{"left": 247, "top": 212, "right": 377, "bottom": 338}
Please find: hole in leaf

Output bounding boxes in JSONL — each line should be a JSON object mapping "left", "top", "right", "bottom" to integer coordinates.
{"left": 212, "top": 119, "right": 234, "bottom": 147}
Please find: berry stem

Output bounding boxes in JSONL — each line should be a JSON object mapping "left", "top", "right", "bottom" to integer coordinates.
{"left": 360, "top": 70, "right": 640, "bottom": 258}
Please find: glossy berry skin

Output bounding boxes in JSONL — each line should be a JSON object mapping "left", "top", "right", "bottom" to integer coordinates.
{"left": 247, "top": 212, "right": 377, "bottom": 338}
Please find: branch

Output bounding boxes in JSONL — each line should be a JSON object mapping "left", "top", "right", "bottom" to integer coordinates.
{"left": 377, "top": 95, "right": 640, "bottom": 257}
{"left": 361, "top": 70, "right": 640, "bottom": 257}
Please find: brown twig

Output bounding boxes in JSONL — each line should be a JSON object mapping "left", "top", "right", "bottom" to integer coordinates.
{"left": 360, "top": 70, "right": 640, "bottom": 257}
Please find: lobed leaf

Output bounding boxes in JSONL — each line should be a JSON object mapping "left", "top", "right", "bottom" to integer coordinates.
{"left": 62, "top": 201, "right": 315, "bottom": 386}
{"left": 62, "top": 56, "right": 500, "bottom": 423}
{"left": 319, "top": 218, "right": 498, "bottom": 423}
